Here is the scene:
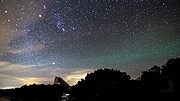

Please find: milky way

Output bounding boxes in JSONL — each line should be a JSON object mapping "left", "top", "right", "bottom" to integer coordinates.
{"left": 0, "top": 0, "right": 180, "bottom": 89}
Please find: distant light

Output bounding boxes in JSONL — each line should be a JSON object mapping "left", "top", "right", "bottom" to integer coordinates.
{"left": 65, "top": 94, "right": 70, "bottom": 96}
{"left": 39, "top": 15, "right": 42, "bottom": 17}
{"left": 52, "top": 62, "right": 55, "bottom": 65}
{"left": 4, "top": 10, "right": 7, "bottom": 13}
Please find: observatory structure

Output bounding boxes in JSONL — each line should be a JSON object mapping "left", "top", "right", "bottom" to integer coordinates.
{"left": 54, "top": 76, "right": 71, "bottom": 88}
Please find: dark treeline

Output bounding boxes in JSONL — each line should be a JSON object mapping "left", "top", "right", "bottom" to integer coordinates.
{"left": 0, "top": 84, "right": 70, "bottom": 101}
{"left": 0, "top": 58, "right": 179, "bottom": 101}
{"left": 69, "top": 58, "right": 180, "bottom": 101}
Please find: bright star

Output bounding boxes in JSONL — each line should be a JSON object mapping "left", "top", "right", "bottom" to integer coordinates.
{"left": 62, "top": 28, "right": 65, "bottom": 32}
{"left": 7, "top": 19, "right": 10, "bottom": 22}
{"left": 39, "top": 15, "right": 42, "bottom": 17}
{"left": 52, "top": 62, "right": 55, "bottom": 65}
{"left": 43, "top": 5, "right": 46, "bottom": 9}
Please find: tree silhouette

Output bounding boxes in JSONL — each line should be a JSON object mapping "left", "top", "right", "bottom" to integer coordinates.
{"left": 70, "top": 68, "right": 132, "bottom": 101}
{"left": 162, "top": 58, "right": 180, "bottom": 81}
{"left": 139, "top": 65, "right": 161, "bottom": 100}
{"left": 161, "top": 58, "right": 180, "bottom": 100}
{"left": 8, "top": 84, "right": 69, "bottom": 101}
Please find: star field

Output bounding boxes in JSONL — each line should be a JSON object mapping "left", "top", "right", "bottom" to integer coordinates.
{"left": 0, "top": 0, "right": 180, "bottom": 89}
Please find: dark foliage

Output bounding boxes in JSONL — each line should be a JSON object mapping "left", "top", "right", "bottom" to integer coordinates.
{"left": 161, "top": 58, "right": 180, "bottom": 100}
{"left": 69, "top": 58, "right": 180, "bottom": 101}
{"left": 70, "top": 69, "right": 132, "bottom": 101}
{"left": 0, "top": 84, "right": 69, "bottom": 101}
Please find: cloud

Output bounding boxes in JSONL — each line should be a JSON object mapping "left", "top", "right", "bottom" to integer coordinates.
{"left": 0, "top": 73, "right": 52, "bottom": 89}
{"left": 0, "top": 73, "right": 23, "bottom": 89}
{"left": 18, "top": 77, "right": 52, "bottom": 86}
{"left": 0, "top": 61, "right": 29, "bottom": 72}
{"left": 0, "top": 61, "right": 95, "bottom": 89}
{"left": 65, "top": 69, "right": 95, "bottom": 86}
{"left": 0, "top": 62, "right": 95, "bottom": 89}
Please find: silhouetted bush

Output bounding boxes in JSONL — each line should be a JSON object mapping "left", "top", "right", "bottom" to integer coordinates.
{"left": 9, "top": 84, "right": 69, "bottom": 101}
{"left": 161, "top": 58, "right": 180, "bottom": 100}
{"left": 69, "top": 58, "right": 180, "bottom": 101}
{"left": 139, "top": 65, "right": 161, "bottom": 100}
{"left": 69, "top": 68, "right": 133, "bottom": 101}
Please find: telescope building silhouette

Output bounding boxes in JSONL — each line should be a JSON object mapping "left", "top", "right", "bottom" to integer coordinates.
{"left": 54, "top": 76, "right": 71, "bottom": 89}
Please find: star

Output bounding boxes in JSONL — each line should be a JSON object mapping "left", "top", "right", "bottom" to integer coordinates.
{"left": 62, "top": 28, "right": 65, "bottom": 32}
{"left": 7, "top": 19, "right": 10, "bottom": 22}
{"left": 52, "top": 62, "right": 56, "bottom": 65}
{"left": 43, "top": 5, "right": 46, "bottom": 9}
{"left": 39, "top": 15, "right": 42, "bottom": 18}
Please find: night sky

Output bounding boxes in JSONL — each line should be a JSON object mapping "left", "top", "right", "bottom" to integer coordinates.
{"left": 0, "top": 0, "right": 180, "bottom": 89}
